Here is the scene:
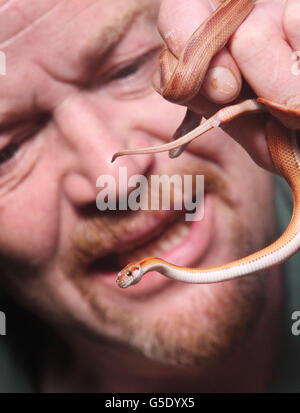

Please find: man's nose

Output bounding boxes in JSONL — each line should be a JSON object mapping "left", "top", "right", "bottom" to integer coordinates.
{"left": 55, "top": 96, "right": 154, "bottom": 208}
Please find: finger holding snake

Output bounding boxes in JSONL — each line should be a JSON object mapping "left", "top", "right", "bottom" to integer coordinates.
{"left": 154, "top": 0, "right": 243, "bottom": 104}
{"left": 114, "top": 0, "right": 300, "bottom": 288}
{"left": 229, "top": 0, "right": 300, "bottom": 127}
{"left": 226, "top": 0, "right": 300, "bottom": 168}
{"left": 155, "top": 0, "right": 300, "bottom": 171}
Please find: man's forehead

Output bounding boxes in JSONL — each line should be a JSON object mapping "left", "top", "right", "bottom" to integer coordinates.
{"left": 0, "top": 0, "right": 156, "bottom": 48}
{"left": 72, "top": 0, "right": 159, "bottom": 72}
{"left": 0, "top": 0, "right": 159, "bottom": 123}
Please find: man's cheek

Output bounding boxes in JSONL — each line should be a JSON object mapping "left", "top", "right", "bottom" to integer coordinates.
{"left": 133, "top": 93, "right": 186, "bottom": 138}
{"left": 0, "top": 185, "right": 59, "bottom": 264}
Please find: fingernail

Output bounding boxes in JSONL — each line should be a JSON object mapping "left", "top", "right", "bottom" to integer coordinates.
{"left": 203, "top": 66, "right": 241, "bottom": 104}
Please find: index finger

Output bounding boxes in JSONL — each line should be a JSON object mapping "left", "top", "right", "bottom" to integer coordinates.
{"left": 156, "top": 0, "right": 243, "bottom": 104}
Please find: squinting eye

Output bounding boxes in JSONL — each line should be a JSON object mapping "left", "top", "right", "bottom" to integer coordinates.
{"left": 110, "top": 62, "right": 140, "bottom": 80}
{"left": 0, "top": 114, "right": 49, "bottom": 172}
{"left": 0, "top": 141, "right": 20, "bottom": 164}
{"left": 105, "top": 48, "right": 161, "bottom": 99}
{"left": 108, "top": 48, "right": 161, "bottom": 84}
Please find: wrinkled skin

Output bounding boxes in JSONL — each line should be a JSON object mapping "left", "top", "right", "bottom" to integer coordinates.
{"left": 0, "top": 0, "right": 298, "bottom": 392}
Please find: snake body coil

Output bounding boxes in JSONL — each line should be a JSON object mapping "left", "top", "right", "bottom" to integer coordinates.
{"left": 113, "top": 0, "right": 300, "bottom": 288}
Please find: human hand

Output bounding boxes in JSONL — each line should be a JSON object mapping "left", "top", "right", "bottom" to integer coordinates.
{"left": 155, "top": 0, "right": 300, "bottom": 171}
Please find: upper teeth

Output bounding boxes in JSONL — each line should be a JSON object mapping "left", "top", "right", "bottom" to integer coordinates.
{"left": 122, "top": 220, "right": 189, "bottom": 262}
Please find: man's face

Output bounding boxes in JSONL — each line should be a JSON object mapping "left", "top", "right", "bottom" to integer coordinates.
{"left": 0, "top": 0, "right": 276, "bottom": 365}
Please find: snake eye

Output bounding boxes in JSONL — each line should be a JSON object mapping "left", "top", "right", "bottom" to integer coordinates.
{"left": 126, "top": 271, "right": 132, "bottom": 277}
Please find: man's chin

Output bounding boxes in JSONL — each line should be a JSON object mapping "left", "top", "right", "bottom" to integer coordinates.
{"left": 77, "top": 270, "right": 266, "bottom": 367}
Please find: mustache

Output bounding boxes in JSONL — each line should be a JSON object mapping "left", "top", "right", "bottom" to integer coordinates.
{"left": 62, "top": 159, "right": 233, "bottom": 280}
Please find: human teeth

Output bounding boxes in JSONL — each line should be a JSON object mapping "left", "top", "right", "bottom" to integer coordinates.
{"left": 170, "top": 233, "right": 183, "bottom": 244}
{"left": 178, "top": 224, "right": 189, "bottom": 237}
{"left": 159, "top": 241, "right": 173, "bottom": 252}
{"left": 150, "top": 247, "right": 164, "bottom": 256}
{"left": 121, "top": 219, "right": 190, "bottom": 263}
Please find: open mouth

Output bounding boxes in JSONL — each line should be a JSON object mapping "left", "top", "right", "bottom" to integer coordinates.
{"left": 77, "top": 194, "right": 213, "bottom": 296}
{"left": 89, "top": 215, "right": 191, "bottom": 274}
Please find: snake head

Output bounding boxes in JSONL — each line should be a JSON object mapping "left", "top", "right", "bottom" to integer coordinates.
{"left": 116, "top": 263, "right": 143, "bottom": 288}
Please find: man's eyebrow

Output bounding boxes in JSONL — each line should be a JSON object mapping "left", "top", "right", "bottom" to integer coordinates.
{"left": 0, "top": 107, "right": 32, "bottom": 130}
{"left": 75, "top": 1, "right": 158, "bottom": 77}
